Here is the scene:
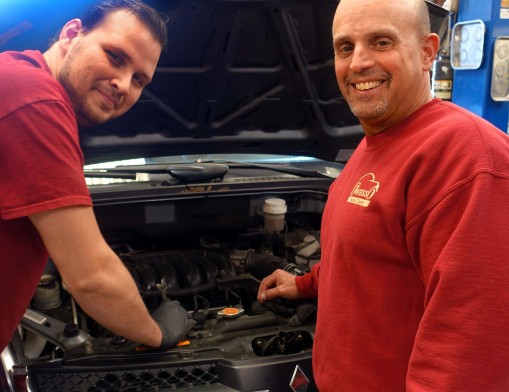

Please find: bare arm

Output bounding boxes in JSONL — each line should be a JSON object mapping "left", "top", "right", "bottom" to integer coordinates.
{"left": 257, "top": 269, "right": 300, "bottom": 302}
{"left": 29, "top": 205, "right": 162, "bottom": 347}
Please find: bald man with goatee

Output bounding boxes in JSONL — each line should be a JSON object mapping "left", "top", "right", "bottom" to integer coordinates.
{"left": 258, "top": 0, "right": 509, "bottom": 390}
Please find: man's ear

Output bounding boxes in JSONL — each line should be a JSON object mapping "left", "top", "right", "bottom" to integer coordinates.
{"left": 421, "top": 33, "right": 440, "bottom": 72}
{"left": 58, "top": 19, "right": 83, "bottom": 53}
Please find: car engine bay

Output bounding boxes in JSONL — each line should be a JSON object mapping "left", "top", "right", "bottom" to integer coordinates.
{"left": 5, "top": 185, "right": 326, "bottom": 391}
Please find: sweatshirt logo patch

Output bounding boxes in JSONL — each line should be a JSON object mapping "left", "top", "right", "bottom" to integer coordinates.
{"left": 347, "top": 173, "right": 380, "bottom": 207}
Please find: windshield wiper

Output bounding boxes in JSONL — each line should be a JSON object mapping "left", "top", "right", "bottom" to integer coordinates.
{"left": 84, "top": 163, "right": 229, "bottom": 182}
{"left": 205, "top": 161, "right": 334, "bottom": 179}
{"left": 84, "top": 161, "right": 334, "bottom": 183}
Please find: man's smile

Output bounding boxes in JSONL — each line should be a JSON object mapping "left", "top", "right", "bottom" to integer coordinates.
{"left": 96, "top": 88, "right": 117, "bottom": 109}
{"left": 354, "top": 80, "right": 384, "bottom": 91}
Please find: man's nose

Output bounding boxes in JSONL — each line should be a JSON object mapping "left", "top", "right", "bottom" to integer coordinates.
{"left": 111, "top": 72, "right": 131, "bottom": 96}
{"left": 349, "top": 45, "right": 375, "bottom": 73}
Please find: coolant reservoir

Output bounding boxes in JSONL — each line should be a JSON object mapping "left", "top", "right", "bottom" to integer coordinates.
{"left": 263, "top": 198, "right": 287, "bottom": 233}
{"left": 32, "top": 274, "right": 61, "bottom": 311}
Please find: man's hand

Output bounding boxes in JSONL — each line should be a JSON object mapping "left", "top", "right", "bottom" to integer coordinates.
{"left": 257, "top": 269, "right": 300, "bottom": 303}
{"left": 151, "top": 300, "right": 190, "bottom": 349}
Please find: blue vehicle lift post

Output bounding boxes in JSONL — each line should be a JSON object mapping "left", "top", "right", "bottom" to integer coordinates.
{"left": 452, "top": 0, "right": 509, "bottom": 133}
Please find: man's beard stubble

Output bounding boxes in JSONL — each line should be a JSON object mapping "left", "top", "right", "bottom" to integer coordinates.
{"left": 58, "top": 44, "right": 104, "bottom": 128}
{"left": 347, "top": 94, "right": 389, "bottom": 120}
{"left": 343, "top": 70, "right": 390, "bottom": 120}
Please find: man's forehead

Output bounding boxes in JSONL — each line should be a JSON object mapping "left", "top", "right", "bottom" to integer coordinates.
{"left": 87, "top": 10, "right": 142, "bottom": 33}
{"left": 84, "top": 10, "right": 161, "bottom": 54}
{"left": 84, "top": 10, "right": 161, "bottom": 76}
{"left": 335, "top": 0, "right": 420, "bottom": 18}
{"left": 333, "top": 0, "right": 417, "bottom": 35}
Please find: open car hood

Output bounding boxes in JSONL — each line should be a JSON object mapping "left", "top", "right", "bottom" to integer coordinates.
{"left": 0, "top": 0, "right": 450, "bottom": 164}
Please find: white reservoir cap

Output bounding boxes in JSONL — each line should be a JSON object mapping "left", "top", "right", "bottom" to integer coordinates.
{"left": 263, "top": 198, "right": 287, "bottom": 214}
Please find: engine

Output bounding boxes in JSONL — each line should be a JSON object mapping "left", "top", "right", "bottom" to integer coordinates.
{"left": 22, "top": 207, "right": 320, "bottom": 360}
{"left": 5, "top": 194, "right": 324, "bottom": 392}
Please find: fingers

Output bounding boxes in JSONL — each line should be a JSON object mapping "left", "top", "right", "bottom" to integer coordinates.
{"left": 152, "top": 301, "right": 190, "bottom": 349}
{"left": 258, "top": 286, "right": 280, "bottom": 302}
{"left": 257, "top": 270, "right": 299, "bottom": 302}
{"left": 257, "top": 273, "right": 277, "bottom": 301}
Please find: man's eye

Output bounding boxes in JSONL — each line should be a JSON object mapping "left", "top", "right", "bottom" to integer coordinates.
{"left": 374, "top": 40, "right": 392, "bottom": 48}
{"left": 336, "top": 44, "right": 353, "bottom": 56}
{"left": 132, "top": 75, "right": 144, "bottom": 87}
{"left": 107, "top": 51, "right": 121, "bottom": 64}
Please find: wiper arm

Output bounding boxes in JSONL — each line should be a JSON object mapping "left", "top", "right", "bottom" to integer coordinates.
{"left": 84, "top": 163, "right": 229, "bottom": 182}
{"left": 84, "top": 171, "right": 137, "bottom": 180}
{"left": 210, "top": 161, "right": 334, "bottom": 179}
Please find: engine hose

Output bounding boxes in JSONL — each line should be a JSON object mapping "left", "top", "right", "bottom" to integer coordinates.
{"left": 213, "top": 313, "right": 287, "bottom": 334}
{"left": 245, "top": 252, "right": 303, "bottom": 280}
{"left": 139, "top": 280, "right": 218, "bottom": 298}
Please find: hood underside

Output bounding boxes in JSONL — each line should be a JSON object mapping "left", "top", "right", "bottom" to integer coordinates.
{"left": 1, "top": 0, "right": 450, "bottom": 164}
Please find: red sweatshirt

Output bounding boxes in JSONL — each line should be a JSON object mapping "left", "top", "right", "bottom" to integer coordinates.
{"left": 297, "top": 99, "right": 509, "bottom": 391}
{"left": 0, "top": 50, "right": 91, "bottom": 351}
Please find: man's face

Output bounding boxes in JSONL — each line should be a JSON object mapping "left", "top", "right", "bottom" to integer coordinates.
{"left": 58, "top": 10, "right": 161, "bottom": 127}
{"left": 332, "top": 0, "right": 433, "bottom": 134}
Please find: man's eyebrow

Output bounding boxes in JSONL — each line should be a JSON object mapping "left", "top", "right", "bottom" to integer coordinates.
{"left": 333, "top": 34, "right": 349, "bottom": 46}
{"left": 333, "top": 28, "right": 399, "bottom": 45}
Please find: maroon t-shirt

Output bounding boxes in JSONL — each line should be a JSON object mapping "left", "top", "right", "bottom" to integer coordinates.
{"left": 0, "top": 50, "right": 92, "bottom": 350}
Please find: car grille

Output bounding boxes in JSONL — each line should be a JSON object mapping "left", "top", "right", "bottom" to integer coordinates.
{"left": 29, "top": 363, "right": 219, "bottom": 391}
